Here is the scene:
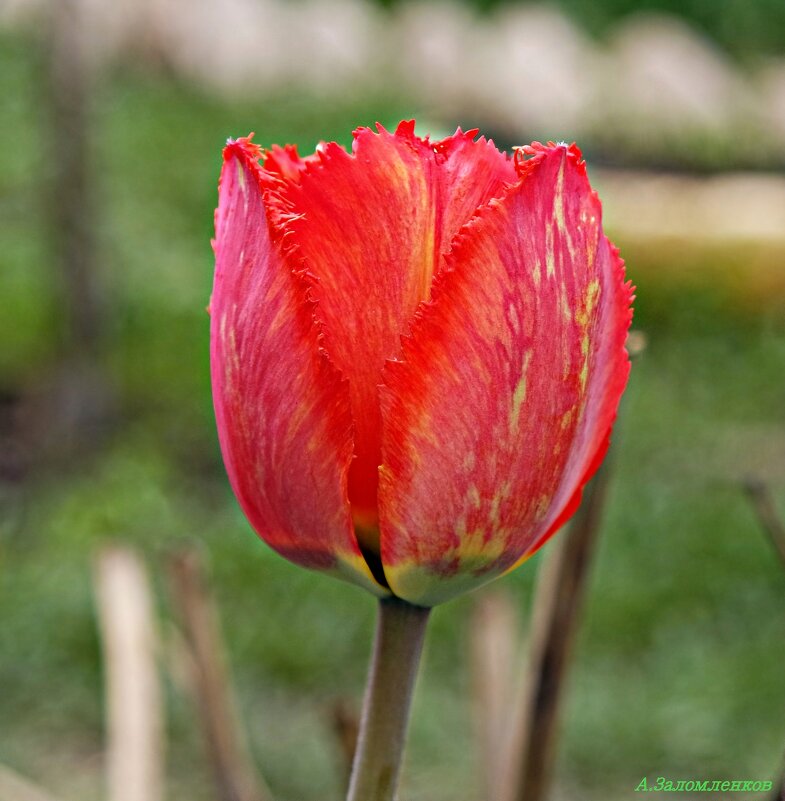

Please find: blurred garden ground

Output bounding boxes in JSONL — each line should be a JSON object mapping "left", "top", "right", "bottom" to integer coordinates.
{"left": 1, "top": 1, "right": 785, "bottom": 799}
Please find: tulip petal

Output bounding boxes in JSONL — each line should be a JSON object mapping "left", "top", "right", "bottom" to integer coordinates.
{"left": 272, "top": 123, "right": 515, "bottom": 549}
{"left": 379, "top": 142, "right": 633, "bottom": 606}
{"left": 262, "top": 143, "right": 319, "bottom": 182}
{"left": 211, "top": 137, "right": 386, "bottom": 595}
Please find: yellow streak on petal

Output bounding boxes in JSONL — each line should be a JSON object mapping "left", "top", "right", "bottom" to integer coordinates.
{"left": 385, "top": 558, "right": 501, "bottom": 606}
{"left": 560, "top": 290, "right": 572, "bottom": 323}
{"left": 458, "top": 528, "right": 507, "bottom": 562}
{"left": 575, "top": 278, "right": 601, "bottom": 328}
{"left": 534, "top": 493, "right": 551, "bottom": 522}
{"left": 545, "top": 222, "right": 556, "bottom": 279}
{"left": 224, "top": 323, "right": 242, "bottom": 388}
{"left": 385, "top": 147, "right": 437, "bottom": 302}
{"left": 532, "top": 256, "right": 542, "bottom": 286}
{"left": 421, "top": 216, "right": 437, "bottom": 300}
{"left": 235, "top": 160, "right": 246, "bottom": 192}
{"left": 579, "top": 333, "right": 590, "bottom": 390}
{"left": 553, "top": 158, "right": 566, "bottom": 232}
{"left": 489, "top": 493, "right": 504, "bottom": 531}
{"left": 552, "top": 156, "right": 575, "bottom": 258}
{"left": 509, "top": 352, "right": 532, "bottom": 432}
{"left": 574, "top": 278, "right": 601, "bottom": 391}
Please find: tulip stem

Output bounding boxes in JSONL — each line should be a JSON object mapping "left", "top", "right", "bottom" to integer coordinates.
{"left": 347, "top": 597, "right": 431, "bottom": 801}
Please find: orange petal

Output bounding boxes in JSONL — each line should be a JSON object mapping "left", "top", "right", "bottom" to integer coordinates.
{"left": 379, "top": 142, "right": 633, "bottom": 606}
{"left": 273, "top": 123, "right": 515, "bottom": 549}
{"left": 210, "top": 137, "right": 385, "bottom": 595}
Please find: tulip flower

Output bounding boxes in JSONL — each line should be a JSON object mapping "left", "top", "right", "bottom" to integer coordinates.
{"left": 210, "top": 121, "right": 632, "bottom": 801}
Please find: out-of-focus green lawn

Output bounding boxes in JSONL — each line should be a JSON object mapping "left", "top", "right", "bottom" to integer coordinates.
{"left": 2, "top": 31, "right": 785, "bottom": 801}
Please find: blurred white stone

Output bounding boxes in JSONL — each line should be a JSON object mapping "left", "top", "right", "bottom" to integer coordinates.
{"left": 0, "top": 0, "right": 44, "bottom": 26}
{"left": 289, "top": 0, "right": 386, "bottom": 90}
{"left": 392, "top": 1, "right": 481, "bottom": 114}
{"left": 604, "top": 14, "right": 754, "bottom": 139}
{"left": 157, "top": 0, "right": 289, "bottom": 92}
{"left": 758, "top": 60, "right": 785, "bottom": 147}
{"left": 597, "top": 169, "right": 785, "bottom": 245}
{"left": 76, "top": 0, "right": 158, "bottom": 64}
{"left": 101, "top": 0, "right": 385, "bottom": 95}
{"left": 390, "top": 2, "right": 603, "bottom": 139}
{"left": 1, "top": 0, "right": 779, "bottom": 158}
{"left": 472, "top": 5, "right": 601, "bottom": 138}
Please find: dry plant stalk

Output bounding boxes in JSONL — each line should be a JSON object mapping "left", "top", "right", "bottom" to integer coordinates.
{"left": 502, "top": 460, "right": 613, "bottom": 801}
{"left": 49, "top": 0, "right": 103, "bottom": 357}
{"left": 94, "top": 546, "right": 164, "bottom": 801}
{"left": 329, "top": 698, "right": 360, "bottom": 791}
{"left": 491, "top": 331, "right": 646, "bottom": 801}
{"left": 743, "top": 477, "right": 785, "bottom": 569}
{"left": 0, "top": 765, "right": 65, "bottom": 801}
{"left": 468, "top": 478, "right": 610, "bottom": 801}
{"left": 742, "top": 478, "right": 785, "bottom": 801}
{"left": 167, "top": 546, "right": 273, "bottom": 801}
{"left": 470, "top": 591, "right": 519, "bottom": 801}
{"left": 772, "top": 774, "right": 784, "bottom": 801}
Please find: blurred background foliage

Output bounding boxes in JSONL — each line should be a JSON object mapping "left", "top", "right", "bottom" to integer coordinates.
{"left": 1, "top": 0, "right": 784, "bottom": 799}
{"left": 557, "top": 0, "right": 785, "bottom": 58}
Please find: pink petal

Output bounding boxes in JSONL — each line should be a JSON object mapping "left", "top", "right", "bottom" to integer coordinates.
{"left": 210, "top": 136, "right": 385, "bottom": 594}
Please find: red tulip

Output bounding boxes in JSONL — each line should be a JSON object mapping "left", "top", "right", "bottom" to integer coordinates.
{"left": 210, "top": 121, "right": 633, "bottom": 607}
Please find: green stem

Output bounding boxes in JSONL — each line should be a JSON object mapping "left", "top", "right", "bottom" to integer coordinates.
{"left": 347, "top": 597, "right": 431, "bottom": 801}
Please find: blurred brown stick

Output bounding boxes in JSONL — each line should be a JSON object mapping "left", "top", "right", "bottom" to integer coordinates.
{"left": 329, "top": 698, "right": 360, "bottom": 791}
{"left": 0, "top": 765, "right": 65, "bottom": 801}
{"left": 94, "top": 546, "right": 164, "bottom": 801}
{"left": 29, "top": 0, "right": 113, "bottom": 462}
{"left": 742, "top": 481, "right": 785, "bottom": 801}
{"left": 502, "top": 459, "right": 613, "bottom": 801}
{"left": 470, "top": 591, "right": 519, "bottom": 801}
{"left": 49, "top": 0, "right": 103, "bottom": 357}
{"left": 167, "top": 547, "right": 273, "bottom": 801}
{"left": 499, "top": 331, "right": 646, "bottom": 801}
{"left": 743, "top": 477, "right": 785, "bottom": 570}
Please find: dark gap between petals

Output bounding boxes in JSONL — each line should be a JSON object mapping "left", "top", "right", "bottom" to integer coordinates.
{"left": 359, "top": 541, "right": 390, "bottom": 590}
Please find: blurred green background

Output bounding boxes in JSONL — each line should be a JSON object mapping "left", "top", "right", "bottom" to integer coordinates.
{"left": 1, "top": 1, "right": 785, "bottom": 799}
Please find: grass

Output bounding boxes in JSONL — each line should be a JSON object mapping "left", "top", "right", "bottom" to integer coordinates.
{"left": 1, "top": 29, "right": 785, "bottom": 801}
